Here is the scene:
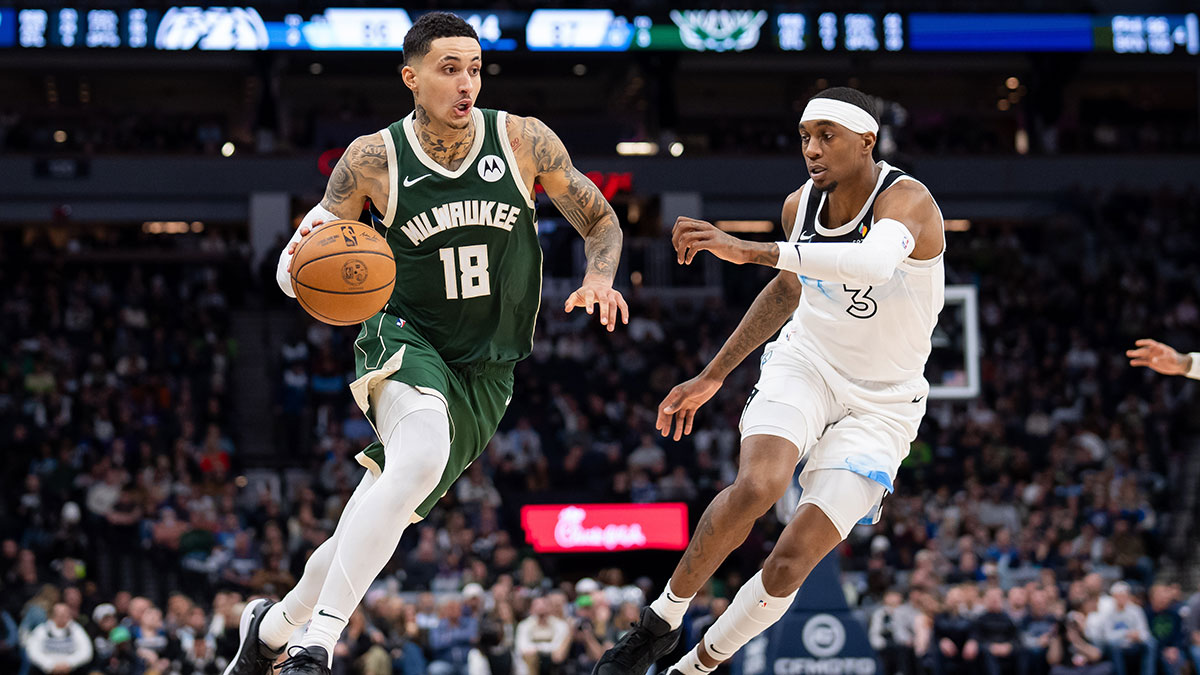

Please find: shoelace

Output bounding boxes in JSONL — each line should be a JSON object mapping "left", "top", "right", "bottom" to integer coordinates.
{"left": 274, "top": 646, "right": 320, "bottom": 671}
{"left": 611, "top": 622, "right": 655, "bottom": 666}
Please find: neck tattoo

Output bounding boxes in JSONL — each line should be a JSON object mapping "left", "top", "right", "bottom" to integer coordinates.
{"left": 414, "top": 104, "right": 474, "bottom": 171}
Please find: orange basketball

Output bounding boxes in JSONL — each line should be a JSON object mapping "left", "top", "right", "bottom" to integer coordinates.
{"left": 290, "top": 220, "right": 395, "bottom": 326}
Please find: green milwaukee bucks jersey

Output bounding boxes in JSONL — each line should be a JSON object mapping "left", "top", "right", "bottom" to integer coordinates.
{"left": 377, "top": 108, "right": 541, "bottom": 365}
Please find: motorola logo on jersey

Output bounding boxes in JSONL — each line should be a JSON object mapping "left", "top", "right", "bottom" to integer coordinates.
{"left": 477, "top": 155, "right": 506, "bottom": 182}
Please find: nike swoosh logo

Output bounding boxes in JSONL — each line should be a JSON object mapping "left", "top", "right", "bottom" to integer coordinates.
{"left": 709, "top": 644, "right": 729, "bottom": 656}
{"left": 666, "top": 596, "right": 686, "bottom": 604}
{"left": 403, "top": 174, "right": 432, "bottom": 187}
{"left": 912, "top": 395, "right": 925, "bottom": 403}
{"left": 317, "top": 609, "right": 345, "bottom": 622}
{"left": 799, "top": 233, "right": 815, "bottom": 242}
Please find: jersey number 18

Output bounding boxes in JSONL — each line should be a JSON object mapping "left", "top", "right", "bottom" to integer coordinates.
{"left": 439, "top": 244, "right": 491, "bottom": 300}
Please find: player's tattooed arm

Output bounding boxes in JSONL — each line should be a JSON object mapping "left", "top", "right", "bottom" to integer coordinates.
{"left": 320, "top": 133, "right": 391, "bottom": 220}
{"left": 701, "top": 191, "right": 804, "bottom": 381}
{"left": 522, "top": 116, "right": 622, "bottom": 283}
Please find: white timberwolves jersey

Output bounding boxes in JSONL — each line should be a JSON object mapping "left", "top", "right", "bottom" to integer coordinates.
{"left": 779, "top": 161, "right": 945, "bottom": 383}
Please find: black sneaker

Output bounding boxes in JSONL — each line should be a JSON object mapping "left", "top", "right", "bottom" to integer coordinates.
{"left": 276, "top": 645, "right": 331, "bottom": 675}
{"left": 223, "top": 598, "right": 283, "bottom": 675}
{"left": 592, "top": 607, "right": 681, "bottom": 675}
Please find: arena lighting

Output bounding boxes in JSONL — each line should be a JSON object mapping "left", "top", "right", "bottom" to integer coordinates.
{"left": 221, "top": 142, "right": 235, "bottom": 157}
{"left": 668, "top": 141, "right": 684, "bottom": 156}
{"left": 944, "top": 219, "right": 971, "bottom": 231}
{"left": 615, "top": 141, "right": 658, "bottom": 155}
{"left": 143, "top": 221, "right": 193, "bottom": 234}
{"left": 717, "top": 220, "right": 775, "bottom": 233}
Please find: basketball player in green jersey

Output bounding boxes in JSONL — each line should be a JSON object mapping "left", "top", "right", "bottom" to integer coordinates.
{"left": 223, "top": 13, "right": 629, "bottom": 675}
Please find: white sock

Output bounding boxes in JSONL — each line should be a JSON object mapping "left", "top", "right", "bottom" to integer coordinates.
{"left": 258, "top": 595, "right": 311, "bottom": 650}
{"left": 300, "top": 382, "right": 450, "bottom": 663}
{"left": 259, "top": 471, "right": 379, "bottom": 650}
{"left": 649, "top": 580, "right": 694, "bottom": 630}
{"left": 671, "top": 647, "right": 715, "bottom": 675}
{"left": 701, "top": 571, "right": 796, "bottom": 663}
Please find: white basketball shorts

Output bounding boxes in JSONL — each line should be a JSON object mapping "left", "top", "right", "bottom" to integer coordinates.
{"left": 739, "top": 338, "right": 928, "bottom": 538}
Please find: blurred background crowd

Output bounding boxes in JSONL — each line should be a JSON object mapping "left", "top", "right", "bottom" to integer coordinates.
{"left": 2, "top": 182, "right": 1199, "bottom": 674}
{"left": 4, "top": 1, "right": 1200, "bottom": 673}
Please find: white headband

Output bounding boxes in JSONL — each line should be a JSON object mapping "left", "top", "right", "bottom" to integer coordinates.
{"left": 800, "top": 98, "right": 879, "bottom": 135}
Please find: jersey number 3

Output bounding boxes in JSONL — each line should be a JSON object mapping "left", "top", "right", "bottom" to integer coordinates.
{"left": 843, "top": 285, "right": 877, "bottom": 319}
{"left": 439, "top": 244, "right": 491, "bottom": 300}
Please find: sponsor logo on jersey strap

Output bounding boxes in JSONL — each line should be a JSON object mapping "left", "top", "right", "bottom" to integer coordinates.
{"left": 477, "top": 154, "right": 506, "bottom": 182}
{"left": 403, "top": 174, "right": 432, "bottom": 187}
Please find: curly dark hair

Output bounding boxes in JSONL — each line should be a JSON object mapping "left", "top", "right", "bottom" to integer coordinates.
{"left": 403, "top": 12, "right": 479, "bottom": 65}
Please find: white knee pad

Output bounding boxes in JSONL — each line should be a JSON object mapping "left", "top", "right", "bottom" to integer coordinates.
{"left": 797, "top": 468, "right": 886, "bottom": 539}
{"left": 371, "top": 381, "right": 451, "bottom": 495}
{"left": 740, "top": 397, "right": 817, "bottom": 458}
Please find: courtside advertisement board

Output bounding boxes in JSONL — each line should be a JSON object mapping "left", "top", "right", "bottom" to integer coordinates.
{"left": 521, "top": 503, "right": 689, "bottom": 553}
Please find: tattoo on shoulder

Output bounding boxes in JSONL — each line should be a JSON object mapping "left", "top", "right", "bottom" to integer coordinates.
{"left": 321, "top": 135, "right": 387, "bottom": 211}
{"left": 506, "top": 115, "right": 523, "bottom": 154}
{"left": 527, "top": 118, "right": 571, "bottom": 175}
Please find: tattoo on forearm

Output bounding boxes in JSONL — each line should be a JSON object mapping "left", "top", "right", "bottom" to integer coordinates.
{"left": 526, "top": 117, "right": 621, "bottom": 280}
{"left": 710, "top": 276, "right": 799, "bottom": 376}
{"left": 748, "top": 243, "right": 782, "bottom": 266}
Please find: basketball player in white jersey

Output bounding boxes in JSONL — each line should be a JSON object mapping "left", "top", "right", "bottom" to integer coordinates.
{"left": 593, "top": 87, "right": 945, "bottom": 675}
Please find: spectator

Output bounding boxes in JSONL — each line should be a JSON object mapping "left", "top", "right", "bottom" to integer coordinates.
{"left": 1146, "top": 584, "right": 1185, "bottom": 675}
{"left": 25, "top": 602, "right": 93, "bottom": 675}
{"left": 1020, "top": 588, "right": 1060, "bottom": 675}
{"left": 869, "top": 589, "right": 918, "bottom": 675}
{"left": 970, "top": 587, "right": 1020, "bottom": 675}
{"left": 1047, "top": 610, "right": 1112, "bottom": 675}
{"left": 1099, "top": 582, "right": 1153, "bottom": 675}
{"left": 930, "top": 586, "right": 978, "bottom": 675}
{"left": 515, "top": 596, "right": 570, "bottom": 675}
{"left": 427, "top": 597, "right": 479, "bottom": 675}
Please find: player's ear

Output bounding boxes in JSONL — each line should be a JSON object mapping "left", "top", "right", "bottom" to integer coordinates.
{"left": 401, "top": 63, "right": 419, "bottom": 93}
{"left": 861, "top": 131, "right": 876, "bottom": 156}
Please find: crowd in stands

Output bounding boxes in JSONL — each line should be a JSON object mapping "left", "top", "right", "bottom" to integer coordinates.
{"left": 1, "top": 186, "right": 1199, "bottom": 674}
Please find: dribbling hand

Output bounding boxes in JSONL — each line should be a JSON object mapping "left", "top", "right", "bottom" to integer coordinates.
{"left": 287, "top": 219, "right": 326, "bottom": 256}
{"left": 657, "top": 374, "right": 723, "bottom": 441}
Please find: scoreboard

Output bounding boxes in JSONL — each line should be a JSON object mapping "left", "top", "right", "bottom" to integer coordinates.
{"left": 1, "top": 7, "right": 1197, "bottom": 56}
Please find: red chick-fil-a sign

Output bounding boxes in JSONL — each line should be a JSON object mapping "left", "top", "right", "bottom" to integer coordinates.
{"left": 520, "top": 503, "right": 689, "bottom": 553}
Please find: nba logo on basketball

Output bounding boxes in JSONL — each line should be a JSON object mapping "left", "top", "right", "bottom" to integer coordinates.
{"left": 341, "top": 225, "right": 359, "bottom": 246}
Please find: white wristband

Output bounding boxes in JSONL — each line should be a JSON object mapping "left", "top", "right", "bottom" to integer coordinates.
{"left": 774, "top": 242, "right": 800, "bottom": 273}
{"left": 1187, "top": 352, "right": 1200, "bottom": 380}
{"left": 276, "top": 204, "right": 341, "bottom": 298}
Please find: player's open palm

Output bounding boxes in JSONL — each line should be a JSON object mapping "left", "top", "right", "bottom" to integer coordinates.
{"left": 1127, "top": 338, "right": 1188, "bottom": 375}
{"left": 657, "top": 375, "right": 723, "bottom": 441}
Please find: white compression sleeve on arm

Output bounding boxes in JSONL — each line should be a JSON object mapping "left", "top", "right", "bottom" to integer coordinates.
{"left": 774, "top": 218, "right": 914, "bottom": 286}
{"left": 1187, "top": 353, "right": 1200, "bottom": 380}
{"left": 276, "top": 204, "right": 341, "bottom": 298}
